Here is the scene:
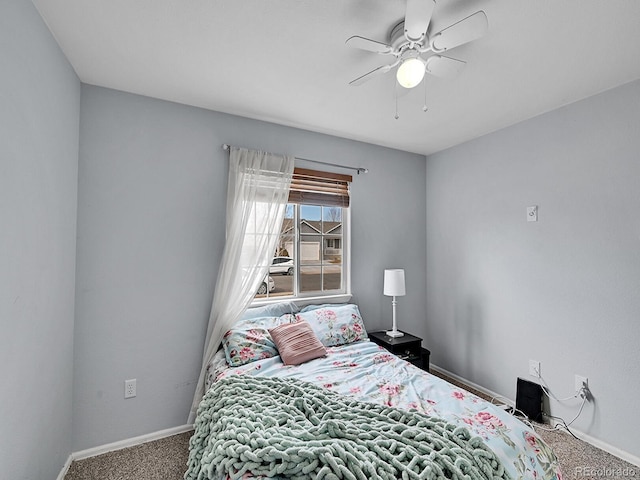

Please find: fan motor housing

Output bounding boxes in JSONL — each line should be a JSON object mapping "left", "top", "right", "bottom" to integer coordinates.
{"left": 390, "top": 20, "right": 434, "bottom": 60}
{"left": 390, "top": 21, "right": 409, "bottom": 49}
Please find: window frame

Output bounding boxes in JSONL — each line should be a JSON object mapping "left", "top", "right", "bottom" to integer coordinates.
{"left": 251, "top": 167, "right": 352, "bottom": 306}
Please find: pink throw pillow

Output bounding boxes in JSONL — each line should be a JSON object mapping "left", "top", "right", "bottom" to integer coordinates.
{"left": 269, "top": 321, "right": 327, "bottom": 366}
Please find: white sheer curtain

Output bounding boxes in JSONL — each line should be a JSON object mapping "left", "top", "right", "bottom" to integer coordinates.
{"left": 188, "top": 147, "right": 294, "bottom": 423}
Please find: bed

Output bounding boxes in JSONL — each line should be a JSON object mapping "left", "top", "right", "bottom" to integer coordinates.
{"left": 185, "top": 303, "right": 562, "bottom": 480}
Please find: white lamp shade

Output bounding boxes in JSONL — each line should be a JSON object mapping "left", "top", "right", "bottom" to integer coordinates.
{"left": 383, "top": 269, "right": 406, "bottom": 296}
{"left": 396, "top": 57, "right": 425, "bottom": 89}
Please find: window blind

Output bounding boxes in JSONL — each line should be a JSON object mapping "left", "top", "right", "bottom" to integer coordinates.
{"left": 288, "top": 168, "right": 352, "bottom": 207}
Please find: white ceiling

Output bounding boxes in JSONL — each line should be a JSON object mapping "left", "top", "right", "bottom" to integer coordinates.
{"left": 33, "top": 0, "right": 640, "bottom": 156}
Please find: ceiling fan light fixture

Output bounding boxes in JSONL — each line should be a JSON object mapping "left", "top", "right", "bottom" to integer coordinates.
{"left": 396, "top": 57, "right": 425, "bottom": 89}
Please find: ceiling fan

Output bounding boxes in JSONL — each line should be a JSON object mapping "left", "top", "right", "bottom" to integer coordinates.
{"left": 346, "top": 0, "right": 488, "bottom": 89}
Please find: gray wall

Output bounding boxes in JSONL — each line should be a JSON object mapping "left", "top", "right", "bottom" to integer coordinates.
{"left": 426, "top": 80, "right": 640, "bottom": 458}
{"left": 0, "top": 1, "right": 80, "bottom": 479}
{"left": 74, "top": 85, "right": 426, "bottom": 450}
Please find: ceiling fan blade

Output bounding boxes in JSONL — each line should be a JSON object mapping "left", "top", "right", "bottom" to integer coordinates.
{"left": 404, "top": 0, "right": 435, "bottom": 43}
{"left": 345, "top": 36, "right": 393, "bottom": 55}
{"left": 349, "top": 64, "right": 393, "bottom": 86}
{"left": 430, "top": 11, "right": 488, "bottom": 52}
{"left": 425, "top": 55, "right": 466, "bottom": 78}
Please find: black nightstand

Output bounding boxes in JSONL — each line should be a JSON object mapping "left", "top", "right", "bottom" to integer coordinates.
{"left": 369, "top": 331, "right": 430, "bottom": 372}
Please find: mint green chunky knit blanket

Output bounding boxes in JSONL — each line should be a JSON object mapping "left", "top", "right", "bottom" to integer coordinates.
{"left": 185, "top": 375, "right": 510, "bottom": 480}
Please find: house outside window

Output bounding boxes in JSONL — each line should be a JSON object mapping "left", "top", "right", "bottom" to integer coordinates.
{"left": 254, "top": 203, "right": 349, "bottom": 301}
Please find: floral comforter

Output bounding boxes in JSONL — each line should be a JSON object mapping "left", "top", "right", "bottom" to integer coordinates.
{"left": 203, "top": 340, "right": 562, "bottom": 480}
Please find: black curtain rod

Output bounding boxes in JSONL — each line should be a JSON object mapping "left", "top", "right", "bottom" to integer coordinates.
{"left": 222, "top": 144, "right": 368, "bottom": 175}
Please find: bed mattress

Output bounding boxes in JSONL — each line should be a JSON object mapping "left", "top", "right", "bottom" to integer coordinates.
{"left": 192, "top": 340, "right": 561, "bottom": 480}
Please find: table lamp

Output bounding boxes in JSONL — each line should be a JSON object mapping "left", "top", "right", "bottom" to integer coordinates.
{"left": 384, "top": 269, "right": 406, "bottom": 338}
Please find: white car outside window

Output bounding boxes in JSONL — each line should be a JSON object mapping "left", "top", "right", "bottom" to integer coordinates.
{"left": 269, "top": 256, "right": 294, "bottom": 276}
{"left": 257, "top": 276, "right": 275, "bottom": 295}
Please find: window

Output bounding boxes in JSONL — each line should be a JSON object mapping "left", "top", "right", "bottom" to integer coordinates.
{"left": 325, "top": 238, "right": 341, "bottom": 250}
{"left": 253, "top": 168, "right": 351, "bottom": 303}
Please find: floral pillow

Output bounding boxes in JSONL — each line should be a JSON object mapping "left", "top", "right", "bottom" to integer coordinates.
{"left": 290, "top": 304, "right": 368, "bottom": 347}
{"left": 222, "top": 316, "right": 292, "bottom": 367}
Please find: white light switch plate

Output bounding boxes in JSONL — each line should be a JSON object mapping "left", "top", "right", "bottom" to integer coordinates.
{"left": 527, "top": 205, "right": 538, "bottom": 222}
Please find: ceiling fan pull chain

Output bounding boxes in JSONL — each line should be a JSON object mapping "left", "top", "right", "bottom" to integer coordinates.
{"left": 395, "top": 84, "right": 400, "bottom": 120}
{"left": 423, "top": 79, "right": 428, "bottom": 112}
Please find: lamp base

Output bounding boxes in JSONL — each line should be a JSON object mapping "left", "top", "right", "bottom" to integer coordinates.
{"left": 385, "top": 330, "right": 405, "bottom": 338}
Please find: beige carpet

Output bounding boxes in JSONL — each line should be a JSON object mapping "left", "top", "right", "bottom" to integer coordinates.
{"left": 65, "top": 373, "right": 637, "bottom": 479}
{"left": 64, "top": 431, "right": 191, "bottom": 480}
{"left": 536, "top": 426, "right": 637, "bottom": 479}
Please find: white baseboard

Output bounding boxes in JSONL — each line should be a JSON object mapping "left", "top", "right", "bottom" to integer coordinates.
{"left": 430, "top": 364, "right": 515, "bottom": 407}
{"left": 72, "top": 424, "right": 193, "bottom": 461}
{"left": 548, "top": 420, "right": 640, "bottom": 468}
{"left": 56, "top": 454, "right": 73, "bottom": 480}
{"left": 431, "top": 363, "right": 640, "bottom": 468}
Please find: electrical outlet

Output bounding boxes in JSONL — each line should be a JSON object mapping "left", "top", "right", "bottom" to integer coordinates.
{"left": 124, "top": 379, "right": 136, "bottom": 399}
{"left": 529, "top": 360, "right": 541, "bottom": 377}
{"left": 575, "top": 375, "right": 588, "bottom": 394}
